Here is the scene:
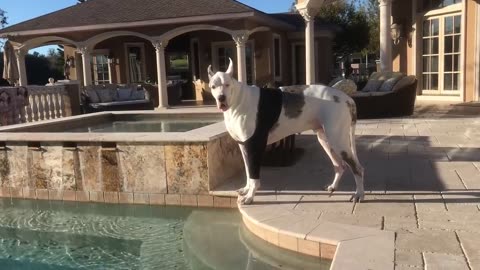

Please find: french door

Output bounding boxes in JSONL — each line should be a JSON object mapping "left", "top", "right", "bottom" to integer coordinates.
{"left": 422, "top": 13, "right": 462, "bottom": 95}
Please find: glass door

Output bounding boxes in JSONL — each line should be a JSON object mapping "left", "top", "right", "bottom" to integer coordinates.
{"left": 422, "top": 13, "right": 462, "bottom": 95}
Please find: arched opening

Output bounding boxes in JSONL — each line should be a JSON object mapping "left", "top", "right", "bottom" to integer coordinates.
{"left": 18, "top": 37, "right": 79, "bottom": 85}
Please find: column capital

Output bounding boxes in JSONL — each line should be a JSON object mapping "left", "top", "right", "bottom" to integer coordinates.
{"left": 14, "top": 48, "right": 26, "bottom": 58}
{"left": 76, "top": 46, "right": 90, "bottom": 55}
{"left": 232, "top": 31, "right": 249, "bottom": 47}
{"left": 378, "top": 0, "right": 392, "bottom": 6}
{"left": 298, "top": 7, "right": 318, "bottom": 22}
{"left": 152, "top": 40, "right": 169, "bottom": 52}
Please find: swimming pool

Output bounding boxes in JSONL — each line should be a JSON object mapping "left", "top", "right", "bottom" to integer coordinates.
{"left": 0, "top": 199, "right": 331, "bottom": 269}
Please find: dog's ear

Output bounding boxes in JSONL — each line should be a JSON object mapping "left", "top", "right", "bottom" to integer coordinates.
{"left": 226, "top": 58, "right": 234, "bottom": 76}
{"left": 208, "top": 65, "right": 215, "bottom": 80}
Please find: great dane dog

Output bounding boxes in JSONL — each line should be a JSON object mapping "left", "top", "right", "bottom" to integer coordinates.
{"left": 208, "top": 59, "right": 364, "bottom": 205}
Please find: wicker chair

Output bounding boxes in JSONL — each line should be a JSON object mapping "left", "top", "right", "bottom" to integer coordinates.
{"left": 350, "top": 73, "right": 418, "bottom": 119}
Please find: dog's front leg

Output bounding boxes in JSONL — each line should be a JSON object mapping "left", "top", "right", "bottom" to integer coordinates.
{"left": 237, "top": 144, "right": 251, "bottom": 196}
{"left": 237, "top": 135, "right": 267, "bottom": 205}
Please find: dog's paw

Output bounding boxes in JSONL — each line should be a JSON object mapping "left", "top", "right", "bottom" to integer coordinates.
{"left": 237, "top": 195, "right": 254, "bottom": 205}
{"left": 325, "top": 185, "right": 336, "bottom": 197}
{"left": 237, "top": 186, "right": 249, "bottom": 196}
{"left": 349, "top": 191, "right": 365, "bottom": 204}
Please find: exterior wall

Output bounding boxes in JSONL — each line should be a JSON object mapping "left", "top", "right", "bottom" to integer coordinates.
{"left": 394, "top": 0, "right": 480, "bottom": 102}
{"left": 464, "top": 0, "right": 478, "bottom": 102}
{"left": 392, "top": 0, "right": 413, "bottom": 74}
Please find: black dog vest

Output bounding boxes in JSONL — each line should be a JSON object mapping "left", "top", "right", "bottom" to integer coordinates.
{"left": 239, "top": 87, "right": 283, "bottom": 179}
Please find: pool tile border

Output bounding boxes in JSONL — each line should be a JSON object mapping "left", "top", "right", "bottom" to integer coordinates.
{"left": 0, "top": 189, "right": 238, "bottom": 209}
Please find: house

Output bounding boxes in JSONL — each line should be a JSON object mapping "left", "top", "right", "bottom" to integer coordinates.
{"left": 379, "top": 0, "right": 480, "bottom": 102}
{"left": 0, "top": 0, "right": 337, "bottom": 107}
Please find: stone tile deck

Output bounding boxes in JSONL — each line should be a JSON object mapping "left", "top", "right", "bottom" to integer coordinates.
{"left": 234, "top": 103, "right": 480, "bottom": 270}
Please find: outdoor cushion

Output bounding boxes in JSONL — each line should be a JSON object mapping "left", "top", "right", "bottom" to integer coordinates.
{"left": 328, "top": 77, "right": 344, "bottom": 87}
{"left": 361, "top": 80, "right": 384, "bottom": 92}
{"left": 96, "top": 89, "right": 114, "bottom": 103}
{"left": 379, "top": 73, "right": 405, "bottom": 92}
{"left": 86, "top": 89, "right": 100, "bottom": 103}
{"left": 117, "top": 87, "right": 133, "bottom": 101}
{"left": 369, "top": 91, "right": 391, "bottom": 96}
{"left": 351, "top": 92, "right": 372, "bottom": 97}
{"left": 130, "top": 89, "right": 146, "bottom": 100}
{"left": 392, "top": 75, "right": 417, "bottom": 92}
{"left": 331, "top": 79, "right": 357, "bottom": 95}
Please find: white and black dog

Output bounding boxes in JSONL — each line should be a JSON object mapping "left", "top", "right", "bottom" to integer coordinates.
{"left": 208, "top": 59, "right": 364, "bottom": 205}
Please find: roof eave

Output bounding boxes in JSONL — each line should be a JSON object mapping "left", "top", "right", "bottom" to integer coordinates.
{"left": 0, "top": 12, "right": 255, "bottom": 38}
{"left": 251, "top": 12, "right": 297, "bottom": 31}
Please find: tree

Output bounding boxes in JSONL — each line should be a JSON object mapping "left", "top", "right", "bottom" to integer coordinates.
{"left": 315, "top": 0, "right": 370, "bottom": 59}
{"left": 0, "top": 8, "right": 6, "bottom": 28}
{"left": 360, "top": 0, "right": 380, "bottom": 56}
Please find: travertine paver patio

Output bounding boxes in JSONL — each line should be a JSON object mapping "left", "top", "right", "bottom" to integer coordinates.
{"left": 234, "top": 102, "right": 480, "bottom": 270}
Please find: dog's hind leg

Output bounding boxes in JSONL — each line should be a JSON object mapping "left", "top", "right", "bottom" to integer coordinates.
{"left": 344, "top": 124, "right": 365, "bottom": 203}
{"left": 316, "top": 128, "right": 345, "bottom": 195}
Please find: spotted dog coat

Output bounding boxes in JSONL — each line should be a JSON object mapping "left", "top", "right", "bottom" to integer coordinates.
{"left": 208, "top": 59, "right": 364, "bottom": 205}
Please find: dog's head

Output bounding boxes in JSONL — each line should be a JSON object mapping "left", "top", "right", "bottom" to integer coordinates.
{"left": 207, "top": 58, "right": 235, "bottom": 112}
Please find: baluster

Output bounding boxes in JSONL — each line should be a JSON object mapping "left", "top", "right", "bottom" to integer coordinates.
{"left": 26, "top": 95, "right": 33, "bottom": 122}
{"left": 38, "top": 90, "right": 45, "bottom": 121}
{"left": 49, "top": 89, "right": 56, "bottom": 119}
{"left": 54, "top": 90, "right": 61, "bottom": 118}
{"left": 32, "top": 94, "right": 39, "bottom": 122}
{"left": 59, "top": 91, "right": 66, "bottom": 117}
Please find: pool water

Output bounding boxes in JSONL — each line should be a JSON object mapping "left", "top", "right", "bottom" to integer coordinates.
{"left": 66, "top": 119, "right": 218, "bottom": 133}
{"left": 0, "top": 199, "right": 331, "bottom": 270}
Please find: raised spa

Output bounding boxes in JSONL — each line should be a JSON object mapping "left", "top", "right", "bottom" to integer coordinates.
{"left": 0, "top": 111, "right": 243, "bottom": 198}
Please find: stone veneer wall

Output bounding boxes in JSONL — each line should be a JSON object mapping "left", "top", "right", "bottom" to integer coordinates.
{"left": 0, "top": 134, "right": 242, "bottom": 204}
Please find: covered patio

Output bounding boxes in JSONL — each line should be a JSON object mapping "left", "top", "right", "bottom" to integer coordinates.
{"left": 0, "top": 0, "right": 340, "bottom": 110}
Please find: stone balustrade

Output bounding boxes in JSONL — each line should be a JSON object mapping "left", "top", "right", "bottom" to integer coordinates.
{"left": 0, "top": 84, "right": 81, "bottom": 126}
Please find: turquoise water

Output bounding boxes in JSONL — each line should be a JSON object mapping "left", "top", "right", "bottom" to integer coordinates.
{"left": 66, "top": 119, "right": 218, "bottom": 133}
{"left": 0, "top": 199, "right": 331, "bottom": 270}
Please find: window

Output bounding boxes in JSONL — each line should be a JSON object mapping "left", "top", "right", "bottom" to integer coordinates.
{"left": 91, "top": 54, "right": 110, "bottom": 85}
{"left": 421, "top": 13, "right": 462, "bottom": 94}
{"left": 273, "top": 35, "right": 282, "bottom": 80}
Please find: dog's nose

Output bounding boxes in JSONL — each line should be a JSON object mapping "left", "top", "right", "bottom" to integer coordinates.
{"left": 218, "top": 95, "right": 226, "bottom": 103}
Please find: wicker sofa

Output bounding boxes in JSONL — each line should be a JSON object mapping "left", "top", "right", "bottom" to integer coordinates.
{"left": 349, "top": 72, "right": 418, "bottom": 119}
{"left": 82, "top": 84, "right": 154, "bottom": 113}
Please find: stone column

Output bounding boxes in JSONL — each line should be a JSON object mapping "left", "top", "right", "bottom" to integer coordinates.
{"left": 78, "top": 47, "right": 93, "bottom": 86}
{"left": 299, "top": 8, "right": 318, "bottom": 85}
{"left": 232, "top": 32, "right": 249, "bottom": 83}
{"left": 379, "top": 0, "right": 393, "bottom": 72}
{"left": 153, "top": 40, "right": 169, "bottom": 108}
{"left": 15, "top": 49, "right": 27, "bottom": 86}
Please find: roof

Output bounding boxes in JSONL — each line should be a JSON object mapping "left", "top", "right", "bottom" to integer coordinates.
{"left": 0, "top": 0, "right": 256, "bottom": 34}
{"left": 269, "top": 13, "right": 338, "bottom": 32}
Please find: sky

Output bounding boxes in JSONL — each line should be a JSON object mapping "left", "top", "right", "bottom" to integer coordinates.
{"left": 1, "top": 0, "right": 293, "bottom": 54}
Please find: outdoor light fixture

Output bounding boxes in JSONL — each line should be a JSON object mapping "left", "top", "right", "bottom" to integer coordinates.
{"left": 391, "top": 22, "right": 415, "bottom": 48}
{"left": 66, "top": 56, "right": 75, "bottom": 68}
{"left": 107, "top": 53, "right": 115, "bottom": 64}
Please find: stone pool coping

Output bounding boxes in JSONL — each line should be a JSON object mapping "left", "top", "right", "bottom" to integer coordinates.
{"left": 0, "top": 110, "right": 226, "bottom": 143}
{"left": 238, "top": 201, "right": 395, "bottom": 270}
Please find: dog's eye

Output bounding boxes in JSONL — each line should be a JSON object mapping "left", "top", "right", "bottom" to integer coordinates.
{"left": 211, "top": 85, "right": 216, "bottom": 89}
{"left": 225, "top": 84, "right": 230, "bottom": 88}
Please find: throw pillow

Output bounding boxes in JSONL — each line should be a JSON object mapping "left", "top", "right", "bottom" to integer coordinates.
{"left": 117, "top": 88, "right": 133, "bottom": 101}
{"left": 86, "top": 89, "right": 100, "bottom": 103}
{"left": 96, "top": 89, "right": 114, "bottom": 103}
{"left": 331, "top": 79, "right": 357, "bottom": 95}
{"left": 379, "top": 74, "right": 405, "bottom": 92}
{"left": 392, "top": 76, "right": 416, "bottom": 92}
{"left": 130, "top": 90, "right": 145, "bottom": 100}
{"left": 361, "top": 80, "right": 384, "bottom": 92}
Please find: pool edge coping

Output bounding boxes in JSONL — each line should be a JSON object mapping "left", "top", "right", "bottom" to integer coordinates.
{"left": 238, "top": 204, "right": 395, "bottom": 270}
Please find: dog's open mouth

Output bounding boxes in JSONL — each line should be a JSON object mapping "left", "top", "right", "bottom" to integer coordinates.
{"left": 218, "top": 103, "right": 229, "bottom": 112}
